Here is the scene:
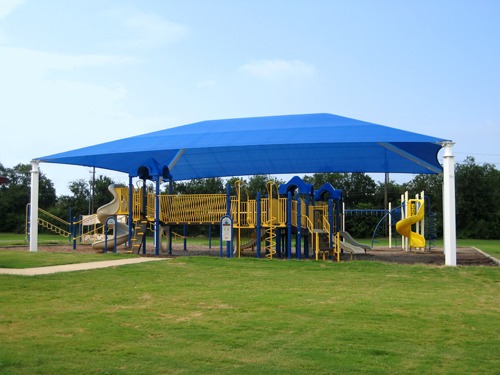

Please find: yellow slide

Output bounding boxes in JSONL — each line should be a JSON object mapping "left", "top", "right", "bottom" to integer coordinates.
{"left": 92, "top": 184, "right": 130, "bottom": 250}
{"left": 396, "top": 199, "right": 425, "bottom": 248}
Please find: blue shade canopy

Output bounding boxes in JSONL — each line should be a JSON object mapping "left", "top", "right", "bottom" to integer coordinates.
{"left": 37, "top": 113, "right": 449, "bottom": 180}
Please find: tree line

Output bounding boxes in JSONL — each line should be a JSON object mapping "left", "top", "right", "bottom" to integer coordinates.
{"left": 1, "top": 157, "right": 498, "bottom": 239}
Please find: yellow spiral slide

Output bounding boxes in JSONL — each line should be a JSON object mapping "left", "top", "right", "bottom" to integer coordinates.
{"left": 396, "top": 199, "right": 425, "bottom": 248}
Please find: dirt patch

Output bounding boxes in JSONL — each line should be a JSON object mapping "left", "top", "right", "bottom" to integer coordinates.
{"left": 1, "top": 244, "right": 497, "bottom": 266}
{"left": 355, "top": 247, "right": 498, "bottom": 266}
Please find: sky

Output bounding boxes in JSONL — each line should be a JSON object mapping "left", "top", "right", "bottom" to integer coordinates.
{"left": 1, "top": 0, "right": 499, "bottom": 196}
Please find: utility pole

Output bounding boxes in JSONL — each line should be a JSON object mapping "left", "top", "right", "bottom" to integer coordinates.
{"left": 89, "top": 167, "right": 96, "bottom": 215}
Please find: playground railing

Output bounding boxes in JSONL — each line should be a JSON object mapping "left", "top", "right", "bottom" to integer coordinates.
{"left": 258, "top": 198, "right": 287, "bottom": 227}
{"left": 301, "top": 215, "right": 320, "bottom": 259}
{"left": 277, "top": 197, "right": 287, "bottom": 226}
{"left": 132, "top": 189, "right": 142, "bottom": 221}
{"left": 237, "top": 200, "right": 256, "bottom": 227}
{"left": 38, "top": 207, "right": 70, "bottom": 227}
{"left": 37, "top": 218, "right": 71, "bottom": 238}
{"left": 72, "top": 223, "right": 102, "bottom": 244}
{"left": 159, "top": 193, "right": 229, "bottom": 224}
{"left": 26, "top": 205, "right": 72, "bottom": 240}
{"left": 147, "top": 192, "right": 155, "bottom": 220}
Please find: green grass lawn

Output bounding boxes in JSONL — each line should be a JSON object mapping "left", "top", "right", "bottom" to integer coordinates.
{"left": 0, "top": 251, "right": 135, "bottom": 268}
{"left": 0, "top": 255, "right": 498, "bottom": 374}
{"left": 0, "top": 233, "right": 70, "bottom": 245}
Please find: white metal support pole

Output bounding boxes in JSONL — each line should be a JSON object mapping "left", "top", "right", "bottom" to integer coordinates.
{"left": 442, "top": 142, "right": 457, "bottom": 266}
{"left": 388, "top": 202, "right": 392, "bottom": 248}
{"left": 342, "top": 202, "right": 346, "bottom": 232}
{"left": 29, "top": 160, "right": 40, "bottom": 252}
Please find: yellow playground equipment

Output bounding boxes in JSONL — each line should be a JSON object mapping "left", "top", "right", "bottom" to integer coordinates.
{"left": 396, "top": 196, "right": 426, "bottom": 249}
{"left": 28, "top": 177, "right": 362, "bottom": 260}
{"left": 83, "top": 177, "right": 345, "bottom": 260}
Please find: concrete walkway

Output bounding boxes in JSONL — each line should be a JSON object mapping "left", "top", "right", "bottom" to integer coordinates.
{"left": 0, "top": 257, "right": 169, "bottom": 276}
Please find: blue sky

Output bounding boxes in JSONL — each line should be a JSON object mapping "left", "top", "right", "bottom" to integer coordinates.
{"left": 1, "top": 0, "right": 499, "bottom": 195}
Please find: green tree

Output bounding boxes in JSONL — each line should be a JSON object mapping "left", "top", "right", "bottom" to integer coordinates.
{"left": 53, "top": 175, "right": 117, "bottom": 220}
{"left": 403, "top": 174, "right": 443, "bottom": 236}
{"left": 0, "top": 163, "right": 56, "bottom": 232}
{"left": 402, "top": 157, "right": 500, "bottom": 239}
{"left": 172, "top": 177, "right": 225, "bottom": 195}
{"left": 373, "top": 179, "right": 404, "bottom": 209}
{"left": 52, "top": 179, "right": 90, "bottom": 220}
{"left": 93, "top": 175, "right": 117, "bottom": 210}
{"left": 303, "top": 173, "right": 378, "bottom": 237}
{"left": 454, "top": 157, "right": 500, "bottom": 239}
{"left": 303, "top": 173, "right": 343, "bottom": 189}
{"left": 304, "top": 172, "right": 376, "bottom": 206}
{"left": 226, "top": 175, "right": 285, "bottom": 199}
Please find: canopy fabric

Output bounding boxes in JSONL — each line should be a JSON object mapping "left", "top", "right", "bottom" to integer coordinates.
{"left": 37, "top": 113, "right": 449, "bottom": 180}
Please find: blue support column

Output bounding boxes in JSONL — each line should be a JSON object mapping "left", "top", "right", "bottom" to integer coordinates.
{"left": 328, "top": 199, "right": 334, "bottom": 248}
{"left": 256, "top": 192, "right": 261, "bottom": 258}
{"left": 68, "top": 208, "right": 73, "bottom": 246}
{"left": 78, "top": 214, "right": 82, "bottom": 243}
{"left": 296, "top": 195, "right": 301, "bottom": 259}
{"left": 154, "top": 176, "right": 161, "bottom": 256}
{"left": 168, "top": 177, "right": 173, "bottom": 255}
{"left": 128, "top": 175, "right": 133, "bottom": 248}
{"left": 287, "top": 191, "right": 292, "bottom": 259}
{"left": 72, "top": 216, "right": 77, "bottom": 250}
{"left": 142, "top": 181, "right": 147, "bottom": 254}
{"left": 304, "top": 195, "right": 310, "bottom": 258}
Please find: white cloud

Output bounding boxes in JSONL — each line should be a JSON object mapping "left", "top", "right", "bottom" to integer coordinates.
{"left": 0, "top": 46, "right": 137, "bottom": 75}
{"left": 0, "top": 0, "right": 24, "bottom": 19}
{"left": 240, "top": 59, "right": 315, "bottom": 80}
{"left": 100, "top": 6, "right": 188, "bottom": 50}
{"left": 0, "top": 47, "right": 141, "bottom": 166}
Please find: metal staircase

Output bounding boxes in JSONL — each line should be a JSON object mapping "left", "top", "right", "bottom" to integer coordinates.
{"left": 131, "top": 220, "right": 148, "bottom": 254}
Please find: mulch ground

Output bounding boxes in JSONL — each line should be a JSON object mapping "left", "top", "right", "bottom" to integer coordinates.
{"left": 2, "top": 244, "right": 498, "bottom": 266}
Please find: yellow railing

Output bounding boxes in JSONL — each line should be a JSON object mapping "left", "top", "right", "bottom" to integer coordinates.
{"left": 72, "top": 225, "right": 102, "bottom": 244}
{"left": 236, "top": 200, "right": 257, "bottom": 227}
{"left": 301, "top": 214, "right": 320, "bottom": 260}
{"left": 291, "top": 199, "right": 309, "bottom": 229}
{"left": 132, "top": 189, "right": 142, "bottom": 221}
{"left": 159, "top": 194, "right": 229, "bottom": 224}
{"left": 26, "top": 205, "right": 71, "bottom": 240}
{"left": 276, "top": 197, "right": 287, "bottom": 226}
{"left": 38, "top": 218, "right": 71, "bottom": 237}
{"left": 39, "top": 207, "right": 70, "bottom": 227}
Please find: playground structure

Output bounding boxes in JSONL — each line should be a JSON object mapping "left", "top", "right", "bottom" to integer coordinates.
{"left": 117, "top": 176, "right": 349, "bottom": 260}
{"left": 27, "top": 176, "right": 380, "bottom": 260}
{"left": 26, "top": 177, "right": 432, "bottom": 260}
